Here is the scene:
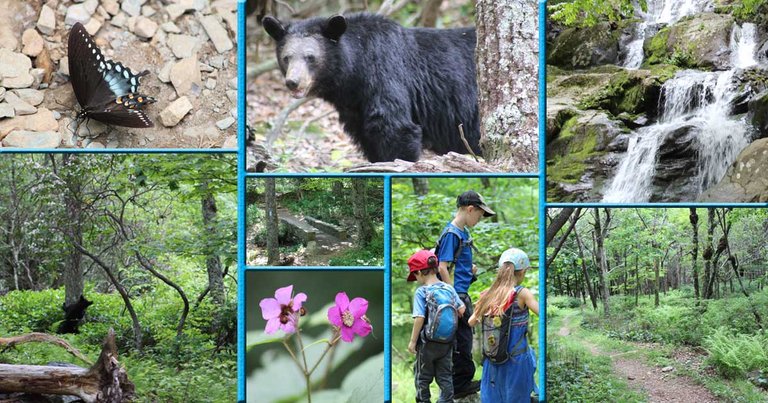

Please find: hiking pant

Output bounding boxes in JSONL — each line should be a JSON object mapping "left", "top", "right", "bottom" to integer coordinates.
{"left": 414, "top": 341, "right": 454, "bottom": 403}
{"left": 453, "top": 293, "right": 476, "bottom": 393}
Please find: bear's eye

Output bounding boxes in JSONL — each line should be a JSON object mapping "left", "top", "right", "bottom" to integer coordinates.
{"left": 306, "top": 55, "right": 316, "bottom": 64}
{"left": 282, "top": 56, "right": 289, "bottom": 64}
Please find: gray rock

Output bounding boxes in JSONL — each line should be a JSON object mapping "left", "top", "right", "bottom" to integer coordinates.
{"left": 222, "top": 134, "right": 237, "bottom": 148}
{"left": 5, "top": 92, "right": 37, "bottom": 115}
{"left": 158, "top": 61, "right": 173, "bottom": 83}
{"left": 205, "top": 78, "right": 217, "bottom": 89}
{"left": 64, "top": 4, "right": 93, "bottom": 26}
{"left": 699, "top": 138, "right": 768, "bottom": 202}
{"left": 111, "top": 12, "right": 127, "bottom": 28}
{"left": 199, "top": 63, "right": 214, "bottom": 73}
{"left": 166, "top": 4, "right": 193, "bottom": 20}
{"left": 170, "top": 56, "right": 201, "bottom": 96}
{"left": 83, "top": 0, "right": 99, "bottom": 14}
{"left": 121, "top": 0, "right": 144, "bottom": 17}
{"left": 226, "top": 90, "right": 237, "bottom": 105}
{"left": 58, "top": 56, "right": 70, "bottom": 76}
{"left": 161, "top": 22, "right": 182, "bottom": 34}
{"left": 102, "top": 0, "right": 120, "bottom": 16}
{"left": 0, "top": 87, "right": 5, "bottom": 102}
{"left": 86, "top": 141, "right": 105, "bottom": 148}
{"left": 142, "top": 5, "right": 156, "bottom": 17}
{"left": 0, "top": 102, "right": 14, "bottom": 118}
{"left": 37, "top": 5, "right": 56, "bottom": 35}
{"left": 21, "top": 29, "right": 44, "bottom": 57}
{"left": 200, "top": 15, "right": 233, "bottom": 54}
{"left": 13, "top": 89, "right": 44, "bottom": 106}
{"left": 29, "top": 69, "right": 45, "bottom": 89}
{"left": 133, "top": 17, "right": 158, "bottom": 39}
{"left": 3, "top": 130, "right": 61, "bottom": 148}
{"left": 167, "top": 34, "right": 196, "bottom": 58}
{"left": 0, "top": 49, "right": 32, "bottom": 86}
{"left": 76, "top": 118, "right": 108, "bottom": 138}
{"left": 215, "top": 116, "right": 234, "bottom": 130}
{"left": 84, "top": 18, "right": 103, "bottom": 35}
{"left": 160, "top": 96, "right": 193, "bottom": 127}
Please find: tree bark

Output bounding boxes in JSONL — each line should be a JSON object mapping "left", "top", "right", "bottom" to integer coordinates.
{"left": 703, "top": 209, "right": 716, "bottom": 299}
{"left": 546, "top": 208, "right": 575, "bottom": 246}
{"left": 351, "top": 179, "right": 375, "bottom": 246}
{"left": 419, "top": 0, "right": 443, "bottom": 27}
{"left": 574, "top": 227, "right": 597, "bottom": 310}
{"left": 200, "top": 180, "right": 225, "bottom": 306}
{"left": 689, "top": 208, "right": 700, "bottom": 300}
{"left": 593, "top": 208, "right": 611, "bottom": 316}
{"left": 61, "top": 154, "right": 84, "bottom": 307}
{"left": 547, "top": 208, "right": 581, "bottom": 268}
{"left": 265, "top": 178, "right": 279, "bottom": 265}
{"left": 475, "top": 0, "right": 538, "bottom": 171}
{"left": 412, "top": 178, "right": 429, "bottom": 196}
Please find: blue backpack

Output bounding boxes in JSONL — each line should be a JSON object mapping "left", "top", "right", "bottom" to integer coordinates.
{"left": 422, "top": 285, "right": 459, "bottom": 343}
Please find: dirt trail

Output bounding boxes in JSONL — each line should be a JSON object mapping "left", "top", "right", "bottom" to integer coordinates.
{"left": 557, "top": 313, "right": 719, "bottom": 403}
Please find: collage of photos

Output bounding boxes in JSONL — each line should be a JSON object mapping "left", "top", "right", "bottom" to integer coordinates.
{"left": 1, "top": 0, "right": 767, "bottom": 402}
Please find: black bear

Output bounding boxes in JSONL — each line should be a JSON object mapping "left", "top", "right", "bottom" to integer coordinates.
{"left": 57, "top": 294, "right": 93, "bottom": 334}
{"left": 262, "top": 13, "right": 481, "bottom": 162}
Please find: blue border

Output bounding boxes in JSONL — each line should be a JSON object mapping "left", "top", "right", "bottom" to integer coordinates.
{"left": 0, "top": 149, "right": 236, "bottom": 154}
{"left": 245, "top": 172, "right": 538, "bottom": 178}
{"left": 538, "top": 1, "right": 547, "bottom": 401}
{"left": 237, "top": 0, "right": 246, "bottom": 401}
{"left": 384, "top": 176, "right": 392, "bottom": 402}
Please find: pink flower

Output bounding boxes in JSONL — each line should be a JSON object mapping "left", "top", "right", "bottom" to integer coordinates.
{"left": 260, "top": 285, "right": 307, "bottom": 335}
{"left": 327, "top": 292, "right": 372, "bottom": 342}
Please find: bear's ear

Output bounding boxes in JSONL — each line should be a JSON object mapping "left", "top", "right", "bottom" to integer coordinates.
{"left": 263, "top": 16, "right": 286, "bottom": 41}
{"left": 322, "top": 15, "right": 347, "bottom": 42}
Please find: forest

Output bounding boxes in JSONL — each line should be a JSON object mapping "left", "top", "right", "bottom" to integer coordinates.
{"left": 0, "top": 154, "right": 237, "bottom": 402}
{"left": 546, "top": 208, "right": 768, "bottom": 402}
{"left": 246, "top": 177, "right": 384, "bottom": 266}
{"left": 390, "top": 177, "right": 539, "bottom": 402}
{"left": 246, "top": 0, "right": 538, "bottom": 173}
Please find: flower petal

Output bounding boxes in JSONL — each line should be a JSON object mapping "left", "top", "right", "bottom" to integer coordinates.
{"left": 334, "top": 292, "right": 350, "bottom": 311}
{"left": 327, "top": 305, "right": 342, "bottom": 327}
{"left": 274, "top": 285, "right": 294, "bottom": 305}
{"left": 292, "top": 292, "right": 307, "bottom": 311}
{"left": 340, "top": 324, "right": 355, "bottom": 342}
{"left": 351, "top": 319, "right": 372, "bottom": 338}
{"left": 348, "top": 297, "right": 368, "bottom": 318}
{"left": 281, "top": 316, "right": 297, "bottom": 334}
{"left": 259, "top": 298, "right": 280, "bottom": 320}
{"left": 264, "top": 317, "right": 281, "bottom": 334}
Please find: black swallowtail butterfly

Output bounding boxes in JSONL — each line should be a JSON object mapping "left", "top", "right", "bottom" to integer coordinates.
{"left": 68, "top": 22, "right": 155, "bottom": 128}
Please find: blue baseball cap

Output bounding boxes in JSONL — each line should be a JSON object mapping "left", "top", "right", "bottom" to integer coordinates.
{"left": 498, "top": 248, "right": 530, "bottom": 271}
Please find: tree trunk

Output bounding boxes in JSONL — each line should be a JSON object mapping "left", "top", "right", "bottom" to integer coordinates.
{"left": 546, "top": 208, "right": 575, "bottom": 246}
{"left": 419, "top": 0, "right": 443, "bottom": 27}
{"left": 547, "top": 208, "right": 580, "bottom": 267}
{"left": 412, "top": 178, "right": 429, "bottom": 196}
{"left": 62, "top": 154, "right": 84, "bottom": 307}
{"left": 593, "top": 208, "right": 611, "bottom": 316}
{"left": 574, "top": 227, "right": 597, "bottom": 310}
{"left": 703, "top": 209, "right": 716, "bottom": 299}
{"left": 654, "top": 258, "right": 660, "bottom": 307}
{"left": 690, "top": 208, "right": 700, "bottom": 299}
{"left": 475, "top": 0, "right": 538, "bottom": 171}
{"left": 351, "top": 179, "right": 374, "bottom": 246}
{"left": 265, "top": 178, "right": 279, "bottom": 265}
{"left": 200, "top": 180, "right": 225, "bottom": 306}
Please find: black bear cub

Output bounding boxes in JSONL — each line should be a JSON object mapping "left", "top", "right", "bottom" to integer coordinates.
{"left": 262, "top": 13, "right": 481, "bottom": 163}
{"left": 57, "top": 294, "right": 93, "bottom": 334}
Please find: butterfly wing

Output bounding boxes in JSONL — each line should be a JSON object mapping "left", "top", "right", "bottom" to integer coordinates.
{"left": 68, "top": 23, "right": 152, "bottom": 109}
{"left": 87, "top": 102, "right": 154, "bottom": 128}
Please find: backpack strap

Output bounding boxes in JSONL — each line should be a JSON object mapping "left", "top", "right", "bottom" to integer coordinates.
{"left": 507, "top": 286, "right": 528, "bottom": 357}
{"left": 438, "top": 226, "right": 478, "bottom": 272}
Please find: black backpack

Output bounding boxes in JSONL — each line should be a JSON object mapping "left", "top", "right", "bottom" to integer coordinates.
{"left": 481, "top": 285, "right": 527, "bottom": 364}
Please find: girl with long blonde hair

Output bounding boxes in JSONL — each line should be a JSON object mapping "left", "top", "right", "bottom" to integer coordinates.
{"left": 468, "top": 248, "right": 539, "bottom": 403}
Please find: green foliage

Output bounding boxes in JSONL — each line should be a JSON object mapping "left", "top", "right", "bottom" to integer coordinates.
{"left": 0, "top": 289, "right": 64, "bottom": 333}
{"left": 704, "top": 327, "right": 768, "bottom": 378}
{"left": 329, "top": 232, "right": 385, "bottom": 266}
{"left": 550, "top": 295, "right": 582, "bottom": 309}
{"left": 732, "top": 0, "right": 768, "bottom": 24}
{"left": 549, "top": 0, "right": 638, "bottom": 28}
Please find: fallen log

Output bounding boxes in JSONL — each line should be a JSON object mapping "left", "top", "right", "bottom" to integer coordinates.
{"left": 345, "top": 152, "right": 503, "bottom": 173}
{"left": 0, "top": 329, "right": 134, "bottom": 403}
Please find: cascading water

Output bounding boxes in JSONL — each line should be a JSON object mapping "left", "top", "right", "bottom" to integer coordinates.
{"left": 604, "top": 19, "right": 758, "bottom": 202}
{"left": 623, "top": 0, "right": 714, "bottom": 69}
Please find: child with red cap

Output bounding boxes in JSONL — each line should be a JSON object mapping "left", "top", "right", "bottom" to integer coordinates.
{"left": 407, "top": 249, "right": 466, "bottom": 403}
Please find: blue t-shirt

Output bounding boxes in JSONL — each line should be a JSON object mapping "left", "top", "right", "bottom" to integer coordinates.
{"left": 412, "top": 281, "right": 465, "bottom": 318}
{"left": 436, "top": 222, "right": 473, "bottom": 293}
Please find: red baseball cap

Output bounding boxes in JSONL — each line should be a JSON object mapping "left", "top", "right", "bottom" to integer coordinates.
{"left": 407, "top": 250, "right": 437, "bottom": 282}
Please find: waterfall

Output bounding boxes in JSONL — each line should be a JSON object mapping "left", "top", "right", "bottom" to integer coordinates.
{"left": 623, "top": 0, "right": 714, "bottom": 69}
{"left": 732, "top": 22, "right": 759, "bottom": 69}
{"left": 602, "top": 69, "right": 751, "bottom": 202}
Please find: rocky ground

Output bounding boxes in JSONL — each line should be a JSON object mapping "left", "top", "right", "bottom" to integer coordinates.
{"left": 0, "top": 0, "right": 238, "bottom": 149}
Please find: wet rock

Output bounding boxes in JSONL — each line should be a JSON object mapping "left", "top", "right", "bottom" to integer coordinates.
{"left": 0, "top": 108, "right": 58, "bottom": 137}
{"left": 748, "top": 90, "right": 768, "bottom": 138}
{"left": 168, "top": 34, "right": 196, "bottom": 58}
{"left": 4, "top": 92, "right": 37, "bottom": 115}
{"left": 170, "top": 55, "right": 201, "bottom": 96}
{"left": 2, "top": 130, "right": 61, "bottom": 148}
{"left": 0, "top": 49, "right": 33, "bottom": 89}
{"left": 700, "top": 138, "right": 768, "bottom": 202}
{"left": 650, "top": 124, "right": 702, "bottom": 201}
{"left": 37, "top": 5, "right": 56, "bottom": 35}
{"left": 216, "top": 116, "right": 234, "bottom": 130}
{"left": 200, "top": 15, "right": 233, "bottom": 53}
{"left": 160, "top": 96, "right": 193, "bottom": 127}
{"left": 607, "top": 134, "right": 629, "bottom": 152}
{"left": 644, "top": 13, "right": 733, "bottom": 70}
{"left": 21, "top": 29, "right": 44, "bottom": 57}
{"left": 657, "top": 125, "right": 700, "bottom": 159}
{"left": 133, "top": 17, "right": 158, "bottom": 39}
{"left": 0, "top": 102, "right": 14, "bottom": 118}
{"left": 548, "top": 22, "right": 621, "bottom": 69}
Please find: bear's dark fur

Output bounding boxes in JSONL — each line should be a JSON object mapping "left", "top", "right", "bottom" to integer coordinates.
{"left": 263, "top": 13, "right": 480, "bottom": 162}
{"left": 57, "top": 294, "right": 93, "bottom": 334}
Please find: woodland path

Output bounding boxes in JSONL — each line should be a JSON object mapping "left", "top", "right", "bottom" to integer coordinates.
{"left": 557, "top": 312, "right": 719, "bottom": 403}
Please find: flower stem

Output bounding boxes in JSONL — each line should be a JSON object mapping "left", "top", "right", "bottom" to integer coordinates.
{"left": 295, "top": 325, "right": 312, "bottom": 403}
{"left": 307, "top": 334, "right": 342, "bottom": 376}
{"left": 282, "top": 338, "right": 303, "bottom": 372}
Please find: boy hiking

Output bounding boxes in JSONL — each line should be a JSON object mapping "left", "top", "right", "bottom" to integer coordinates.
{"left": 435, "top": 190, "right": 495, "bottom": 398}
{"left": 407, "top": 249, "right": 466, "bottom": 403}
{"left": 469, "top": 248, "right": 539, "bottom": 403}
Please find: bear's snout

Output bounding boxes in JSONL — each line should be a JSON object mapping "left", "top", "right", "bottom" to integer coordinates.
{"left": 285, "top": 79, "right": 299, "bottom": 91}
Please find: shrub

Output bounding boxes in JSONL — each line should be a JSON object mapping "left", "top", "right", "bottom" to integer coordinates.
{"left": 704, "top": 327, "right": 768, "bottom": 378}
